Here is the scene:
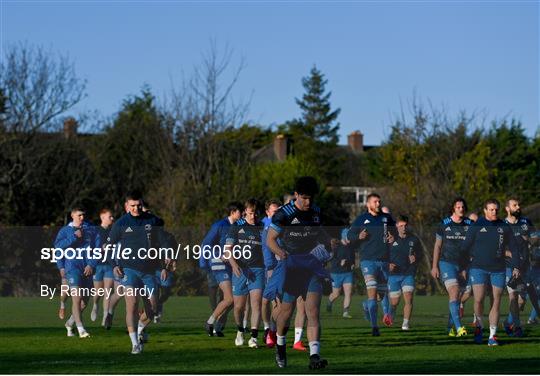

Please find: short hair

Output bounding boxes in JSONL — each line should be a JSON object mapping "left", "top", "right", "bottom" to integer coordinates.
{"left": 125, "top": 191, "right": 142, "bottom": 202}
{"left": 483, "top": 198, "right": 500, "bottom": 210}
{"left": 505, "top": 197, "right": 520, "bottom": 207}
{"left": 71, "top": 207, "right": 85, "bottom": 214}
{"left": 294, "top": 176, "right": 319, "bottom": 196}
{"left": 265, "top": 199, "right": 282, "bottom": 210}
{"left": 244, "top": 198, "right": 261, "bottom": 211}
{"left": 226, "top": 201, "right": 244, "bottom": 215}
{"left": 450, "top": 197, "right": 468, "bottom": 214}
{"left": 396, "top": 214, "right": 409, "bottom": 223}
{"left": 366, "top": 193, "right": 381, "bottom": 201}
{"left": 99, "top": 208, "right": 112, "bottom": 215}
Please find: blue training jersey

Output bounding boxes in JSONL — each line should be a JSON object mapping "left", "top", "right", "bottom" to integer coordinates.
{"left": 504, "top": 217, "right": 534, "bottom": 270}
{"left": 347, "top": 211, "right": 395, "bottom": 261}
{"left": 389, "top": 234, "right": 421, "bottom": 275}
{"left": 460, "top": 217, "right": 519, "bottom": 272}
{"left": 225, "top": 218, "right": 264, "bottom": 268}
{"left": 200, "top": 217, "right": 232, "bottom": 270}
{"left": 54, "top": 221, "right": 101, "bottom": 273}
{"left": 436, "top": 216, "right": 473, "bottom": 266}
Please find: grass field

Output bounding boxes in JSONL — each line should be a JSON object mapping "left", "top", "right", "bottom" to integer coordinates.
{"left": 1, "top": 295, "right": 540, "bottom": 374}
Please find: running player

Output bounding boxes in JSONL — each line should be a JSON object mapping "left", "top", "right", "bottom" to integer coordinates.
{"left": 326, "top": 228, "right": 355, "bottom": 318}
{"left": 431, "top": 198, "right": 471, "bottom": 337}
{"left": 387, "top": 215, "right": 421, "bottom": 330}
{"left": 91, "top": 208, "right": 115, "bottom": 326}
{"left": 54, "top": 207, "right": 100, "bottom": 338}
{"left": 266, "top": 176, "right": 331, "bottom": 369}
{"left": 347, "top": 193, "right": 395, "bottom": 336}
{"left": 105, "top": 192, "right": 169, "bottom": 354}
{"left": 503, "top": 198, "right": 535, "bottom": 337}
{"left": 203, "top": 202, "right": 244, "bottom": 337}
{"left": 461, "top": 198, "right": 519, "bottom": 346}
{"left": 262, "top": 199, "right": 281, "bottom": 346}
{"left": 527, "top": 230, "right": 540, "bottom": 324}
{"left": 226, "top": 199, "right": 266, "bottom": 348}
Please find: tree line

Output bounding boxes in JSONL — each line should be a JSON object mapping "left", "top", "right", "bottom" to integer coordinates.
{"left": 0, "top": 42, "right": 538, "bottom": 296}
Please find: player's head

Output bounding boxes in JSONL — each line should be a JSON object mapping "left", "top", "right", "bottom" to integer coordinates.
{"left": 366, "top": 193, "right": 381, "bottom": 214}
{"left": 244, "top": 198, "right": 261, "bottom": 224}
{"left": 99, "top": 208, "right": 114, "bottom": 227}
{"left": 226, "top": 201, "right": 244, "bottom": 222}
{"left": 125, "top": 192, "right": 142, "bottom": 217}
{"left": 396, "top": 214, "right": 409, "bottom": 237}
{"left": 468, "top": 212, "right": 479, "bottom": 222}
{"left": 141, "top": 199, "right": 151, "bottom": 213}
{"left": 265, "top": 199, "right": 281, "bottom": 219}
{"left": 70, "top": 207, "right": 85, "bottom": 227}
{"left": 294, "top": 176, "right": 319, "bottom": 211}
{"left": 450, "top": 197, "right": 468, "bottom": 218}
{"left": 505, "top": 197, "right": 521, "bottom": 218}
{"left": 483, "top": 198, "right": 500, "bottom": 221}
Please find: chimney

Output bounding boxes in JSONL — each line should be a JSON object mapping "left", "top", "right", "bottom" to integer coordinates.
{"left": 63, "top": 117, "right": 78, "bottom": 139}
{"left": 348, "top": 131, "right": 363, "bottom": 154}
{"left": 274, "top": 134, "right": 287, "bottom": 161}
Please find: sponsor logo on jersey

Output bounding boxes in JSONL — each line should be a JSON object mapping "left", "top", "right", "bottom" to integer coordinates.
{"left": 145, "top": 224, "right": 152, "bottom": 231}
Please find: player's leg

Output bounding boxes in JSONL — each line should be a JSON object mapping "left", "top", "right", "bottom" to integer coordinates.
{"left": 59, "top": 277, "right": 68, "bottom": 319}
{"left": 504, "top": 267, "right": 519, "bottom": 335}
{"left": 105, "top": 279, "right": 122, "bottom": 329}
{"left": 137, "top": 274, "right": 158, "bottom": 343}
{"left": 233, "top": 294, "right": 248, "bottom": 346}
{"left": 342, "top": 281, "right": 353, "bottom": 318}
{"left": 326, "top": 273, "right": 342, "bottom": 312}
{"left": 125, "top": 291, "right": 141, "bottom": 353}
{"left": 305, "top": 281, "right": 327, "bottom": 370}
{"left": 471, "top": 268, "right": 487, "bottom": 343}
{"left": 207, "top": 278, "right": 233, "bottom": 336}
{"left": 440, "top": 261, "right": 465, "bottom": 335}
{"left": 361, "top": 261, "right": 379, "bottom": 334}
{"left": 91, "top": 267, "right": 104, "bottom": 322}
{"left": 487, "top": 271, "right": 505, "bottom": 345}
{"left": 401, "top": 275, "right": 415, "bottom": 330}
{"left": 387, "top": 275, "right": 401, "bottom": 323}
{"left": 248, "top": 288, "right": 263, "bottom": 348}
{"left": 102, "top": 277, "right": 114, "bottom": 326}
{"left": 293, "top": 296, "right": 307, "bottom": 350}
{"left": 275, "top": 297, "right": 295, "bottom": 368}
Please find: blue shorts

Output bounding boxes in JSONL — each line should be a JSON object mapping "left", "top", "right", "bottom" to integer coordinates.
{"left": 469, "top": 268, "right": 505, "bottom": 289}
{"left": 93, "top": 263, "right": 114, "bottom": 282}
{"left": 213, "top": 269, "right": 231, "bottom": 284}
{"left": 232, "top": 267, "right": 265, "bottom": 296}
{"left": 360, "top": 260, "right": 388, "bottom": 289}
{"left": 155, "top": 269, "right": 175, "bottom": 288}
{"left": 282, "top": 274, "right": 322, "bottom": 303}
{"left": 66, "top": 271, "right": 93, "bottom": 289}
{"left": 331, "top": 272, "right": 353, "bottom": 289}
{"left": 120, "top": 267, "right": 157, "bottom": 294}
{"left": 439, "top": 260, "right": 463, "bottom": 289}
{"left": 388, "top": 274, "right": 415, "bottom": 296}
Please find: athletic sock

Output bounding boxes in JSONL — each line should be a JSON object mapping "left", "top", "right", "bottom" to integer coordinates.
{"left": 237, "top": 325, "right": 245, "bottom": 333}
{"left": 294, "top": 327, "right": 303, "bottom": 343}
{"left": 367, "top": 298, "right": 378, "bottom": 328}
{"left": 308, "top": 341, "right": 320, "bottom": 356}
{"left": 449, "top": 300, "right": 462, "bottom": 328}
{"left": 277, "top": 335, "right": 286, "bottom": 346}
{"left": 382, "top": 294, "right": 390, "bottom": 315}
{"left": 489, "top": 326, "right": 497, "bottom": 338}
{"left": 507, "top": 312, "right": 514, "bottom": 326}
{"left": 207, "top": 315, "right": 216, "bottom": 325}
{"left": 447, "top": 311, "right": 453, "bottom": 330}
{"left": 263, "top": 322, "right": 270, "bottom": 330}
{"left": 403, "top": 318, "right": 410, "bottom": 326}
{"left": 129, "top": 332, "right": 139, "bottom": 346}
{"left": 60, "top": 301, "right": 65, "bottom": 309}
{"left": 137, "top": 321, "right": 147, "bottom": 336}
{"left": 251, "top": 328, "right": 258, "bottom": 339}
{"left": 277, "top": 336, "right": 286, "bottom": 358}
{"left": 76, "top": 325, "right": 85, "bottom": 335}
{"left": 243, "top": 318, "right": 248, "bottom": 329}
{"left": 66, "top": 315, "right": 75, "bottom": 328}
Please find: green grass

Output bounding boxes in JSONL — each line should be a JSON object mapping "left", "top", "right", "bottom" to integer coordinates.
{"left": 1, "top": 295, "right": 540, "bottom": 374}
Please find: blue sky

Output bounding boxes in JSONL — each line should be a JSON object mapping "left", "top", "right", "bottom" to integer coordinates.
{"left": 2, "top": 1, "right": 538, "bottom": 145}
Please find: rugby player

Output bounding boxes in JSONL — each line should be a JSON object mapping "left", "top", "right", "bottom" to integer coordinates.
{"left": 105, "top": 192, "right": 169, "bottom": 354}
{"left": 326, "top": 228, "right": 355, "bottom": 319}
{"left": 226, "top": 199, "right": 266, "bottom": 348}
{"left": 431, "top": 198, "right": 471, "bottom": 337}
{"left": 461, "top": 198, "right": 519, "bottom": 346}
{"left": 203, "top": 202, "right": 244, "bottom": 337}
{"left": 527, "top": 231, "right": 540, "bottom": 324}
{"left": 503, "top": 198, "right": 535, "bottom": 337}
{"left": 266, "top": 176, "right": 331, "bottom": 369}
{"left": 91, "top": 208, "right": 115, "bottom": 326}
{"left": 54, "top": 207, "right": 100, "bottom": 338}
{"left": 388, "top": 215, "right": 421, "bottom": 330}
{"left": 347, "top": 193, "right": 395, "bottom": 336}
